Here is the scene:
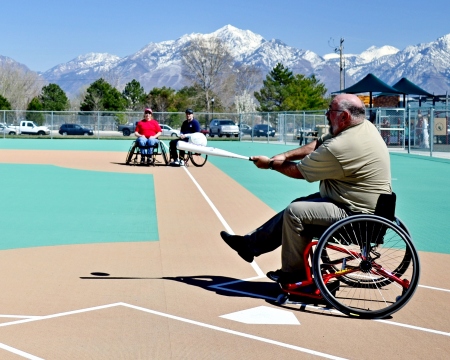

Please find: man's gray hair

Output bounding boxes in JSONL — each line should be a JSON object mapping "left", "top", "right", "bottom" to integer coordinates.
{"left": 339, "top": 99, "right": 366, "bottom": 119}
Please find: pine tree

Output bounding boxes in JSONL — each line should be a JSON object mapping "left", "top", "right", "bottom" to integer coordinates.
{"left": 40, "top": 83, "right": 70, "bottom": 111}
{"left": 0, "top": 95, "right": 11, "bottom": 110}
{"left": 283, "top": 74, "right": 329, "bottom": 110}
{"left": 122, "top": 80, "right": 146, "bottom": 111}
{"left": 80, "top": 78, "right": 126, "bottom": 112}
{"left": 26, "top": 97, "right": 45, "bottom": 125}
{"left": 254, "top": 63, "right": 294, "bottom": 112}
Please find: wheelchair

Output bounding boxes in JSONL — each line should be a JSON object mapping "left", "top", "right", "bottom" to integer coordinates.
{"left": 179, "top": 150, "right": 208, "bottom": 167}
{"left": 276, "top": 193, "right": 420, "bottom": 319}
{"left": 125, "top": 140, "right": 169, "bottom": 166}
{"left": 169, "top": 140, "right": 208, "bottom": 167}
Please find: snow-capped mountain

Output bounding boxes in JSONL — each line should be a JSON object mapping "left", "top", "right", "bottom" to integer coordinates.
{"left": 4, "top": 25, "right": 450, "bottom": 97}
{"left": 0, "top": 55, "right": 31, "bottom": 72}
{"left": 39, "top": 25, "right": 344, "bottom": 96}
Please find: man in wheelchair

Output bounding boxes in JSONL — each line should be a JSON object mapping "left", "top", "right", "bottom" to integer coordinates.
{"left": 134, "top": 108, "right": 162, "bottom": 165}
{"left": 221, "top": 94, "right": 392, "bottom": 286}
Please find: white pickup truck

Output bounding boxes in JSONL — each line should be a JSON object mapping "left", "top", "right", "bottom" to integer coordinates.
{"left": 19, "top": 120, "right": 50, "bottom": 135}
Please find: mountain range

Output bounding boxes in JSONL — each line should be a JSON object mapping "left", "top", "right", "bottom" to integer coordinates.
{"left": 3, "top": 25, "right": 450, "bottom": 98}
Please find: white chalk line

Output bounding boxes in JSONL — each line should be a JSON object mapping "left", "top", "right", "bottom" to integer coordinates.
{"left": 182, "top": 165, "right": 264, "bottom": 277}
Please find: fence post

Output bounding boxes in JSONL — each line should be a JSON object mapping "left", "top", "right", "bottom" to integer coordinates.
{"left": 239, "top": 113, "right": 242, "bottom": 141}
{"left": 97, "top": 111, "right": 100, "bottom": 140}
{"left": 407, "top": 105, "right": 411, "bottom": 153}
{"left": 430, "top": 108, "right": 434, "bottom": 157}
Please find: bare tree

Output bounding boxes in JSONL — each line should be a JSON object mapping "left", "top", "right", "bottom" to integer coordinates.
{"left": 234, "top": 64, "right": 263, "bottom": 95}
{"left": 0, "top": 62, "right": 43, "bottom": 109}
{"left": 181, "top": 36, "right": 234, "bottom": 112}
{"left": 70, "top": 85, "right": 88, "bottom": 110}
{"left": 235, "top": 90, "right": 257, "bottom": 113}
{"left": 221, "top": 64, "right": 263, "bottom": 111}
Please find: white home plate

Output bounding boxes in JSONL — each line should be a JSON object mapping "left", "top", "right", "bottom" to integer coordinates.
{"left": 220, "top": 306, "right": 300, "bottom": 325}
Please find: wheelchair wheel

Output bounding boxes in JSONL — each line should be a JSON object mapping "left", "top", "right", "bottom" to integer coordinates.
{"left": 126, "top": 143, "right": 139, "bottom": 165}
{"left": 189, "top": 151, "right": 208, "bottom": 167}
{"left": 159, "top": 142, "right": 169, "bottom": 165}
{"left": 319, "top": 218, "right": 412, "bottom": 288}
{"left": 312, "top": 215, "right": 420, "bottom": 319}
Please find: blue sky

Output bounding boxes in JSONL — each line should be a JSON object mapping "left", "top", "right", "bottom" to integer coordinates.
{"left": 3, "top": 0, "right": 450, "bottom": 72}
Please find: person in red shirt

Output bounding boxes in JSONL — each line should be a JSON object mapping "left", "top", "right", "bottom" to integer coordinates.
{"left": 135, "top": 108, "right": 162, "bottom": 165}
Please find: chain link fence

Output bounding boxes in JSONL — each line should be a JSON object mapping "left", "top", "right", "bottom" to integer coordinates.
{"left": 1, "top": 108, "right": 449, "bottom": 156}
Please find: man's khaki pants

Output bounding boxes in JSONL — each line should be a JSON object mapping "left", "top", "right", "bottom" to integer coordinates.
{"left": 247, "top": 193, "right": 349, "bottom": 273}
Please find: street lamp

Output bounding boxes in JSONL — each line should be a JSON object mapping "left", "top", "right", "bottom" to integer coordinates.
{"left": 211, "top": 98, "right": 215, "bottom": 119}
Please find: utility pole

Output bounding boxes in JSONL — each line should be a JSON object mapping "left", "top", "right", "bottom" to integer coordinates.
{"left": 329, "top": 37, "right": 346, "bottom": 91}
{"left": 338, "top": 38, "right": 345, "bottom": 91}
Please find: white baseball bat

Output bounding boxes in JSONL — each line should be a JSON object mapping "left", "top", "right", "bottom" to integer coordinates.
{"left": 177, "top": 141, "right": 252, "bottom": 161}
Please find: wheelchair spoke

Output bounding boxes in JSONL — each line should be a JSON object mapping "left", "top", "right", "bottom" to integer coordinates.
{"left": 313, "top": 215, "right": 420, "bottom": 319}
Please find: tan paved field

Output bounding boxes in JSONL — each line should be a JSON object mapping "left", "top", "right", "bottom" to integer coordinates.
{"left": 0, "top": 149, "right": 448, "bottom": 359}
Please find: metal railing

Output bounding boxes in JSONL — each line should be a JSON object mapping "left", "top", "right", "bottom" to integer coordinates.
{"left": 1, "top": 107, "right": 449, "bottom": 157}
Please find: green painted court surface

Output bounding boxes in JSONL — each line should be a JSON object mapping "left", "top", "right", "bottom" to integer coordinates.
{"left": 1, "top": 139, "right": 449, "bottom": 254}
{"left": 0, "top": 163, "right": 158, "bottom": 250}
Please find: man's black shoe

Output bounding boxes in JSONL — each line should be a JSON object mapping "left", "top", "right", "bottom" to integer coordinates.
{"left": 267, "top": 269, "right": 306, "bottom": 284}
{"left": 220, "top": 231, "right": 254, "bottom": 263}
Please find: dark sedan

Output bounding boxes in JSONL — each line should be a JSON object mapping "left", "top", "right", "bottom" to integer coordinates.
{"left": 240, "top": 124, "right": 252, "bottom": 135}
{"left": 253, "top": 124, "right": 276, "bottom": 137}
{"left": 59, "top": 124, "right": 94, "bottom": 136}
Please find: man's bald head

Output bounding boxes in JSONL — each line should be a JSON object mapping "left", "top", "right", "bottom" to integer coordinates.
{"left": 327, "top": 94, "right": 366, "bottom": 136}
{"left": 333, "top": 94, "right": 366, "bottom": 119}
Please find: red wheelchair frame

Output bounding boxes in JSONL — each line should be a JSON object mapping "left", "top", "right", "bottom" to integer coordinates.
{"left": 276, "top": 213, "right": 420, "bottom": 319}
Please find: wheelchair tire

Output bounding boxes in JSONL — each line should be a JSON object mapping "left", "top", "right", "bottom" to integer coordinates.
{"left": 159, "top": 142, "right": 169, "bottom": 165}
{"left": 126, "top": 143, "right": 138, "bottom": 165}
{"left": 189, "top": 152, "right": 208, "bottom": 167}
{"left": 312, "top": 215, "right": 420, "bottom": 319}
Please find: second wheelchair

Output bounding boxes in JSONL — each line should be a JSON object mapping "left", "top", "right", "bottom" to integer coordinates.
{"left": 125, "top": 140, "right": 208, "bottom": 167}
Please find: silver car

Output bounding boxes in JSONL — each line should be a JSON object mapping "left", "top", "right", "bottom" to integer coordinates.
{"left": 209, "top": 119, "right": 239, "bottom": 137}
{"left": 160, "top": 124, "right": 180, "bottom": 137}
{"left": 0, "top": 124, "right": 17, "bottom": 135}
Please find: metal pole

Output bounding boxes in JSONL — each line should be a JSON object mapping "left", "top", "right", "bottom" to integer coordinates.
{"left": 97, "top": 111, "right": 100, "bottom": 140}
{"left": 407, "top": 104, "right": 411, "bottom": 154}
{"left": 430, "top": 108, "right": 434, "bottom": 157}
{"left": 339, "top": 38, "right": 344, "bottom": 91}
{"left": 239, "top": 113, "right": 242, "bottom": 141}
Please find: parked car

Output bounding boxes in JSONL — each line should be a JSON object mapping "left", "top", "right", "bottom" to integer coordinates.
{"left": 240, "top": 124, "right": 252, "bottom": 135}
{"left": 253, "top": 124, "right": 276, "bottom": 137}
{"left": 200, "top": 127, "right": 209, "bottom": 137}
{"left": 160, "top": 124, "right": 180, "bottom": 137}
{"left": 118, "top": 122, "right": 136, "bottom": 136}
{"left": 19, "top": 120, "right": 50, "bottom": 135}
{"left": 59, "top": 123, "right": 94, "bottom": 136}
{"left": 209, "top": 119, "right": 239, "bottom": 137}
{"left": 0, "top": 124, "right": 17, "bottom": 135}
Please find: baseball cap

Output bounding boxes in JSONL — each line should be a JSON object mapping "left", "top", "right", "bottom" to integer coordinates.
{"left": 185, "top": 108, "right": 194, "bottom": 114}
{"left": 144, "top": 108, "right": 153, "bottom": 114}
